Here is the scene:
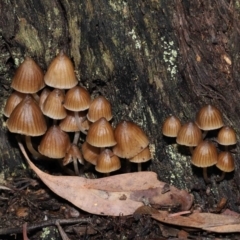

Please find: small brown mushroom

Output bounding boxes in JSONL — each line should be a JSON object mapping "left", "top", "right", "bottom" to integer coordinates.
{"left": 162, "top": 116, "right": 181, "bottom": 138}
{"left": 217, "top": 126, "right": 237, "bottom": 150}
{"left": 191, "top": 140, "right": 218, "bottom": 183}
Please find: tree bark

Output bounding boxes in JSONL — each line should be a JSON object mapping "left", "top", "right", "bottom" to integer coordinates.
{"left": 1, "top": 0, "right": 240, "bottom": 212}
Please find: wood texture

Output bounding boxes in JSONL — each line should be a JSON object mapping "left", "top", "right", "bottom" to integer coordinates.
{"left": 1, "top": 0, "right": 240, "bottom": 212}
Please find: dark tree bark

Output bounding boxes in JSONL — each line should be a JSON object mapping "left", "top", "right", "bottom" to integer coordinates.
{"left": 1, "top": 0, "right": 240, "bottom": 213}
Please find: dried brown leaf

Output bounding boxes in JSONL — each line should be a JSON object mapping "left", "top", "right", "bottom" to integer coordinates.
{"left": 19, "top": 142, "right": 193, "bottom": 216}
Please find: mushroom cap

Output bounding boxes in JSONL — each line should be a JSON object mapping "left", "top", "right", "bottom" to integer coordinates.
{"left": 176, "top": 122, "right": 202, "bottom": 147}
{"left": 44, "top": 51, "right": 78, "bottom": 89}
{"left": 113, "top": 120, "right": 149, "bottom": 158}
{"left": 87, "top": 96, "right": 113, "bottom": 122}
{"left": 129, "top": 146, "right": 152, "bottom": 163}
{"left": 63, "top": 144, "right": 84, "bottom": 165}
{"left": 217, "top": 126, "right": 237, "bottom": 146}
{"left": 195, "top": 105, "right": 224, "bottom": 131}
{"left": 38, "top": 125, "right": 71, "bottom": 159}
{"left": 4, "top": 91, "right": 25, "bottom": 117}
{"left": 162, "top": 116, "right": 181, "bottom": 137}
{"left": 39, "top": 88, "right": 51, "bottom": 111}
{"left": 191, "top": 141, "right": 218, "bottom": 167}
{"left": 42, "top": 89, "right": 67, "bottom": 119}
{"left": 7, "top": 95, "right": 47, "bottom": 136}
{"left": 216, "top": 151, "right": 234, "bottom": 172}
{"left": 86, "top": 117, "right": 116, "bottom": 147}
{"left": 11, "top": 57, "right": 45, "bottom": 93}
{"left": 59, "top": 111, "right": 86, "bottom": 132}
{"left": 95, "top": 149, "right": 121, "bottom": 173}
{"left": 63, "top": 86, "right": 91, "bottom": 111}
{"left": 82, "top": 141, "right": 100, "bottom": 165}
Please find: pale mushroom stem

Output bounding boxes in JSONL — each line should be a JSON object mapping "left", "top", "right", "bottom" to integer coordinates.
{"left": 73, "top": 158, "right": 80, "bottom": 176}
{"left": 25, "top": 135, "right": 44, "bottom": 159}
{"left": 138, "top": 163, "right": 142, "bottom": 172}
{"left": 73, "top": 131, "right": 80, "bottom": 145}
{"left": 203, "top": 167, "right": 211, "bottom": 183}
{"left": 217, "top": 171, "right": 226, "bottom": 182}
{"left": 32, "top": 93, "right": 40, "bottom": 103}
{"left": 74, "top": 112, "right": 87, "bottom": 134}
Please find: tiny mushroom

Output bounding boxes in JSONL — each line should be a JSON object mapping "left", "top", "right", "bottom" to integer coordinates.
{"left": 95, "top": 149, "right": 121, "bottom": 176}
{"left": 216, "top": 151, "right": 234, "bottom": 182}
{"left": 176, "top": 122, "right": 202, "bottom": 154}
{"left": 6, "top": 95, "right": 47, "bottom": 159}
{"left": 162, "top": 116, "right": 181, "bottom": 138}
{"left": 191, "top": 140, "right": 218, "bottom": 183}
{"left": 63, "top": 144, "right": 84, "bottom": 176}
{"left": 217, "top": 126, "right": 237, "bottom": 150}
{"left": 113, "top": 120, "right": 149, "bottom": 171}
{"left": 195, "top": 104, "right": 224, "bottom": 138}
{"left": 82, "top": 141, "right": 100, "bottom": 166}
{"left": 38, "top": 125, "right": 71, "bottom": 159}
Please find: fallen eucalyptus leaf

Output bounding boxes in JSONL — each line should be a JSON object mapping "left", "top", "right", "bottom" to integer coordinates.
{"left": 152, "top": 210, "right": 240, "bottom": 233}
{"left": 19, "top": 142, "right": 193, "bottom": 216}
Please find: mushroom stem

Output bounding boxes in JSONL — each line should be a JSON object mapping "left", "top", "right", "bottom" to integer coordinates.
{"left": 203, "top": 167, "right": 211, "bottom": 183}
{"left": 25, "top": 135, "right": 44, "bottom": 159}
{"left": 73, "top": 158, "right": 80, "bottom": 176}
{"left": 73, "top": 131, "right": 80, "bottom": 145}
{"left": 137, "top": 163, "right": 142, "bottom": 172}
{"left": 32, "top": 93, "right": 40, "bottom": 103}
{"left": 217, "top": 171, "right": 226, "bottom": 182}
{"left": 75, "top": 112, "right": 87, "bottom": 134}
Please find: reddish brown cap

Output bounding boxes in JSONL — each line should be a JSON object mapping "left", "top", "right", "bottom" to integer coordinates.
{"left": 11, "top": 57, "right": 45, "bottom": 93}
{"left": 7, "top": 95, "right": 47, "bottom": 136}
{"left": 64, "top": 86, "right": 91, "bottom": 111}
{"left": 217, "top": 126, "right": 237, "bottom": 146}
{"left": 191, "top": 141, "right": 218, "bottom": 167}
{"left": 82, "top": 141, "right": 100, "bottom": 165}
{"left": 44, "top": 51, "right": 78, "bottom": 89}
{"left": 42, "top": 89, "right": 67, "bottom": 119}
{"left": 162, "top": 116, "right": 181, "bottom": 137}
{"left": 195, "top": 105, "right": 223, "bottom": 131}
{"left": 95, "top": 149, "right": 121, "bottom": 173}
{"left": 113, "top": 120, "right": 149, "bottom": 158}
{"left": 216, "top": 151, "right": 234, "bottom": 172}
{"left": 63, "top": 144, "right": 84, "bottom": 165}
{"left": 129, "top": 146, "right": 152, "bottom": 163}
{"left": 176, "top": 122, "right": 202, "bottom": 147}
{"left": 38, "top": 125, "right": 71, "bottom": 159}
{"left": 4, "top": 91, "right": 25, "bottom": 117}
{"left": 86, "top": 117, "right": 116, "bottom": 147}
{"left": 39, "top": 88, "right": 50, "bottom": 111}
{"left": 87, "top": 96, "right": 112, "bottom": 122}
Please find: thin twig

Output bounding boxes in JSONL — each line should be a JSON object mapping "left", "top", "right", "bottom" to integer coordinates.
{"left": 0, "top": 218, "right": 91, "bottom": 235}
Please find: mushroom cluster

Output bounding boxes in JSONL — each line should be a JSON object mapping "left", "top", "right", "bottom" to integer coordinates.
{"left": 162, "top": 105, "right": 237, "bottom": 183}
{"left": 4, "top": 52, "right": 151, "bottom": 176}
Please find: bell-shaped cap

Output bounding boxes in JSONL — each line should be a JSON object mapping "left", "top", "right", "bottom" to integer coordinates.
{"left": 129, "top": 146, "right": 152, "bottom": 163}
{"left": 113, "top": 120, "right": 149, "bottom": 158}
{"left": 176, "top": 122, "right": 202, "bottom": 147}
{"left": 42, "top": 89, "right": 66, "bottom": 119}
{"left": 38, "top": 125, "right": 71, "bottom": 159}
{"left": 195, "top": 105, "right": 223, "bottom": 131}
{"left": 82, "top": 141, "right": 100, "bottom": 165}
{"left": 11, "top": 57, "right": 45, "bottom": 93}
{"left": 217, "top": 126, "right": 237, "bottom": 146}
{"left": 7, "top": 95, "right": 47, "bottom": 136}
{"left": 86, "top": 117, "right": 116, "bottom": 147}
{"left": 95, "top": 149, "right": 121, "bottom": 173}
{"left": 4, "top": 91, "right": 25, "bottom": 117}
{"left": 191, "top": 141, "right": 218, "bottom": 167}
{"left": 64, "top": 86, "right": 91, "bottom": 111}
{"left": 44, "top": 51, "right": 78, "bottom": 89}
{"left": 87, "top": 96, "right": 112, "bottom": 122}
{"left": 216, "top": 151, "right": 234, "bottom": 172}
{"left": 39, "top": 88, "right": 51, "bottom": 111}
{"left": 162, "top": 116, "right": 181, "bottom": 137}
